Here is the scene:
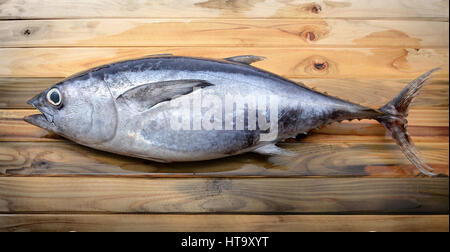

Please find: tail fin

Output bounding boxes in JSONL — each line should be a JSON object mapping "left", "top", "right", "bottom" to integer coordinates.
{"left": 377, "top": 68, "right": 440, "bottom": 176}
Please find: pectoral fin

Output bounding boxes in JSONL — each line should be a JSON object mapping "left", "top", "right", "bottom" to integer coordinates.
{"left": 117, "top": 79, "right": 213, "bottom": 112}
{"left": 253, "top": 144, "right": 296, "bottom": 156}
{"left": 224, "top": 55, "right": 265, "bottom": 65}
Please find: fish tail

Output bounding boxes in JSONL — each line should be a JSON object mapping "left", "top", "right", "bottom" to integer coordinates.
{"left": 376, "top": 68, "right": 440, "bottom": 176}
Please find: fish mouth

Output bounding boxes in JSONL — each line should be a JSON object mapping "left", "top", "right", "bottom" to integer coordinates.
{"left": 24, "top": 95, "right": 56, "bottom": 131}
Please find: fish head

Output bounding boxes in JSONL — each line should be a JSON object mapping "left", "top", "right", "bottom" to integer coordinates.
{"left": 24, "top": 76, "right": 118, "bottom": 144}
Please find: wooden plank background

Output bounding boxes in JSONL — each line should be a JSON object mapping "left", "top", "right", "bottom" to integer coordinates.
{"left": 0, "top": 0, "right": 448, "bottom": 232}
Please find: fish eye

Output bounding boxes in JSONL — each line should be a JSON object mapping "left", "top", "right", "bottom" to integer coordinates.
{"left": 46, "top": 88, "right": 62, "bottom": 107}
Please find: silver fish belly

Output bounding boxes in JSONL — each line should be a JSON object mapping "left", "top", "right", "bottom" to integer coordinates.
{"left": 24, "top": 55, "right": 440, "bottom": 175}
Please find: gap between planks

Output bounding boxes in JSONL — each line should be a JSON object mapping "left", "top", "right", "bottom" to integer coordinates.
{"left": 1, "top": 17, "right": 449, "bottom": 21}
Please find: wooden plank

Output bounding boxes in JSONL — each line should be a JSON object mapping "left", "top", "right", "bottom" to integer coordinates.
{"left": 0, "top": 214, "right": 447, "bottom": 232}
{"left": 0, "top": 77, "right": 53, "bottom": 108}
{"left": 0, "top": 140, "right": 447, "bottom": 177}
{"left": 0, "top": 77, "right": 447, "bottom": 109}
{"left": 1, "top": 19, "right": 448, "bottom": 48}
{"left": 0, "top": 47, "right": 447, "bottom": 78}
{"left": 0, "top": 0, "right": 448, "bottom": 19}
{"left": 0, "top": 177, "right": 447, "bottom": 213}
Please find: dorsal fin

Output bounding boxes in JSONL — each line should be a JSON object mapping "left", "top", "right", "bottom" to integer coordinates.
{"left": 224, "top": 55, "right": 265, "bottom": 65}
{"left": 116, "top": 79, "right": 213, "bottom": 112}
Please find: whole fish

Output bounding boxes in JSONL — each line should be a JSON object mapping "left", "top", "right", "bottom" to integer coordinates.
{"left": 24, "top": 54, "right": 439, "bottom": 176}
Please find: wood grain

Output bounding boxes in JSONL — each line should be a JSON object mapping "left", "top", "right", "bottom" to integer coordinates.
{"left": 0, "top": 47, "right": 447, "bottom": 78}
{"left": 1, "top": 19, "right": 448, "bottom": 48}
{"left": 0, "top": 77, "right": 447, "bottom": 109}
{"left": 0, "top": 214, "right": 447, "bottom": 232}
{"left": 0, "top": 0, "right": 448, "bottom": 19}
{"left": 0, "top": 0, "right": 448, "bottom": 233}
{"left": 0, "top": 177, "right": 447, "bottom": 213}
{"left": 0, "top": 140, "right": 448, "bottom": 177}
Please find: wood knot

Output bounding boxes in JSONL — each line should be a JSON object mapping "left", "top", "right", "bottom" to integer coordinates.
{"left": 23, "top": 28, "right": 31, "bottom": 36}
{"left": 311, "top": 4, "right": 322, "bottom": 14}
{"left": 21, "top": 26, "right": 40, "bottom": 37}
{"left": 306, "top": 32, "right": 316, "bottom": 41}
{"left": 31, "top": 160, "right": 50, "bottom": 169}
{"left": 297, "top": 24, "right": 329, "bottom": 43}
{"left": 314, "top": 61, "right": 328, "bottom": 71}
{"left": 205, "top": 179, "right": 232, "bottom": 197}
{"left": 299, "top": 31, "right": 317, "bottom": 42}
{"left": 293, "top": 55, "right": 336, "bottom": 76}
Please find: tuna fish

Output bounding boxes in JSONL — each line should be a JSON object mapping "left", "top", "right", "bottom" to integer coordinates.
{"left": 24, "top": 54, "right": 439, "bottom": 176}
